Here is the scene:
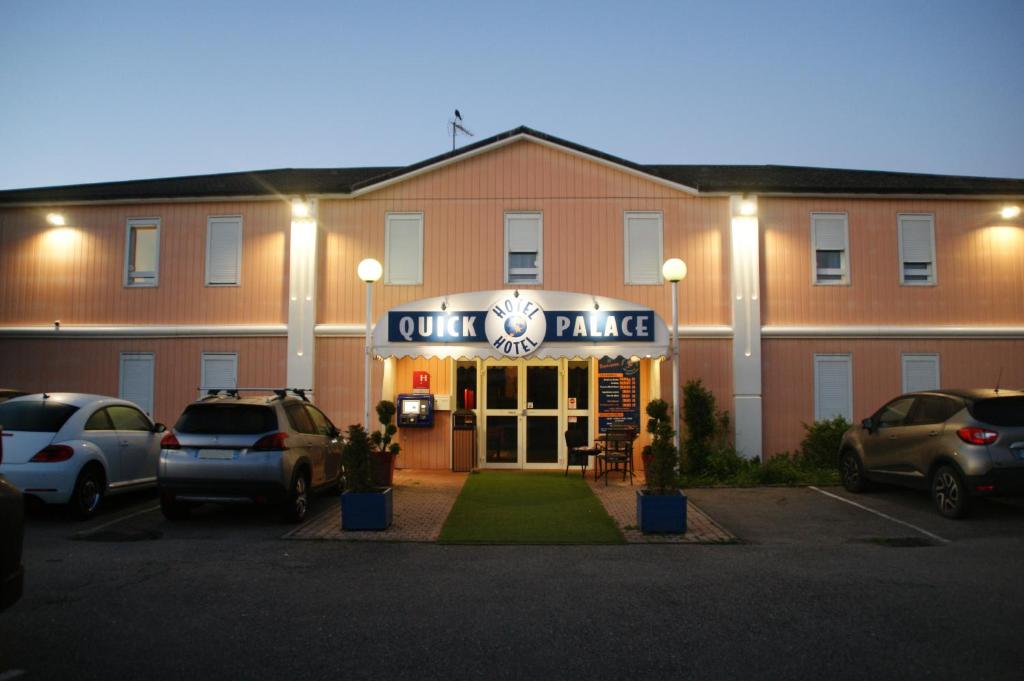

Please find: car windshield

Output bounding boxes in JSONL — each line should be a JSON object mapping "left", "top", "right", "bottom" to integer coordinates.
{"left": 969, "top": 397, "right": 1024, "bottom": 427}
{"left": 0, "top": 400, "right": 80, "bottom": 432}
{"left": 175, "top": 404, "right": 277, "bottom": 434}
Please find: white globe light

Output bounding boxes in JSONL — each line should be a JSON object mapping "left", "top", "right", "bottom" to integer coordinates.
{"left": 662, "top": 258, "right": 687, "bottom": 282}
{"left": 357, "top": 258, "right": 383, "bottom": 283}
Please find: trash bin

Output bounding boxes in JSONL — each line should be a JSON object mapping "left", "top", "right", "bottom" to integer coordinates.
{"left": 451, "top": 409, "right": 477, "bottom": 472}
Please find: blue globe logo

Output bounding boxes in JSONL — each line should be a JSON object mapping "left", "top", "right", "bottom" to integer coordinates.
{"left": 504, "top": 315, "right": 528, "bottom": 338}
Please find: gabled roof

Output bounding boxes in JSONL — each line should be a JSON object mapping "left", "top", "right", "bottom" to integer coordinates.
{"left": 1, "top": 125, "right": 1022, "bottom": 205}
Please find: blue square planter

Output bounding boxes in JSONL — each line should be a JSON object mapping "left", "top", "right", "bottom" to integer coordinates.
{"left": 636, "top": 489, "right": 687, "bottom": 534}
{"left": 341, "top": 487, "right": 393, "bottom": 531}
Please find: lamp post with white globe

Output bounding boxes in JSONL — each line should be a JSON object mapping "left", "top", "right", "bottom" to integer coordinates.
{"left": 357, "top": 258, "right": 383, "bottom": 427}
{"left": 662, "top": 258, "right": 687, "bottom": 450}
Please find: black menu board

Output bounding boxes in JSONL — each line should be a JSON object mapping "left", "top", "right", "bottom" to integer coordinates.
{"left": 597, "top": 357, "right": 640, "bottom": 432}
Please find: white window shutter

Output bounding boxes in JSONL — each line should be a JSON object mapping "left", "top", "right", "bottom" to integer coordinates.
{"left": 625, "top": 213, "right": 663, "bottom": 284}
{"left": 507, "top": 215, "right": 540, "bottom": 252}
{"left": 206, "top": 217, "right": 242, "bottom": 285}
{"left": 902, "top": 354, "right": 940, "bottom": 392}
{"left": 201, "top": 353, "right": 238, "bottom": 393}
{"left": 899, "top": 215, "right": 934, "bottom": 263}
{"left": 385, "top": 214, "right": 423, "bottom": 285}
{"left": 815, "top": 354, "right": 852, "bottom": 421}
{"left": 813, "top": 214, "right": 847, "bottom": 251}
{"left": 120, "top": 353, "right": 155, "bottom": 415}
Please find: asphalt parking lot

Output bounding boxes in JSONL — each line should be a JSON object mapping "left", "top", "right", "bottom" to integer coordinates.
{"left": 3, "top": 483, "right": 1024, "bottom": 680}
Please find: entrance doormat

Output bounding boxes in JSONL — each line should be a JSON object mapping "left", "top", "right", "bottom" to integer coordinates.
{"left": 438, "top": 471, "right": 625, "bottom": 544}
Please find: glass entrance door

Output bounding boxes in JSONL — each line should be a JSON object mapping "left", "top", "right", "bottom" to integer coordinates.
{"left": 524, "top": 363, "right": 559, "bottom": 465}
{"left": 481, "top": 359, "right": 564, "bottom": 469}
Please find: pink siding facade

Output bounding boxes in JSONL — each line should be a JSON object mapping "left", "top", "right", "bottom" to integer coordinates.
{"left": 1, "top": 137, "right": 1021, "bottom": 466}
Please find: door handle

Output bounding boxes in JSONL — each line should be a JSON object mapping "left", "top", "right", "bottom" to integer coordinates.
{"left": 928, "top": 431, "right": 940, "bottom": 437}
{"left": 120, "top": 440, "right": 130, "bottom": 445}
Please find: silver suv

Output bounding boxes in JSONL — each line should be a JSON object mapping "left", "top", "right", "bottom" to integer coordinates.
{"left": 158, "top": 390, "right": 343, "bottom": 523}
{"left": 840, "top": 389, "right": 1024, "bottom": 518}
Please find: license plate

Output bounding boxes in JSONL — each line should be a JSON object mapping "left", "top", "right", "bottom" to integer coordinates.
{"left": 198, "top": 449, "right": 234, "bottom": 460}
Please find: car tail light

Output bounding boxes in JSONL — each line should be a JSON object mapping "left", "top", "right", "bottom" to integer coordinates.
{"left": 957, "top": 427, "right": 999, "bottom": 445}
{"left": 30, "top": 444, "right": 75, "bottom": 462}
{"left": 251, "top": 432, "right": 289, "bottom": 451}
{"left": 161, "top": 432, "right": 182, "bottom": 449}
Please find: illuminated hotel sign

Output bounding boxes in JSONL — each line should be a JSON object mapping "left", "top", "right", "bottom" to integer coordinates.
{"left": 388, "top": 299, "right": 655, "bottom": 353}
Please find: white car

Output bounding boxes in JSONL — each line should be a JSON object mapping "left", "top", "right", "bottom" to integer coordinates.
{"left": 0, "top": 393, "right": 165, "bottom": 519}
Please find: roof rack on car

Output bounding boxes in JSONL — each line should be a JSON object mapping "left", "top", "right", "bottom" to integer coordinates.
{"left": 271, "top": 388, "right": 311, "bottom": 402}
{"left": 197, "top": 387, "right": 312, "bottom": 402}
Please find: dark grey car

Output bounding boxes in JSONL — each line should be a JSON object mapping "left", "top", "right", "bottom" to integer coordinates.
{"left": 839, "top": 389, "right": 1024, "bottom": 518}
{"left": 158, "top": 391, "right": 343, "bottom": 523}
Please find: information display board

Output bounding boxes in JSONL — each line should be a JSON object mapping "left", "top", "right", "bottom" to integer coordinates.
{"left": 597, "top": 357, "right": 641, "bottom": 433}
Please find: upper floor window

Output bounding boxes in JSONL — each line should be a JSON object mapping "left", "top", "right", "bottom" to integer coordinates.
{"left": 811, "top": 213, "right": 849, "bottom": 285}
{"left": 384, "top": 213, "right": 424, "bottom": 285}
{"left": 624, "top": 212, "right": 663, "bottom": 284}
{"left": 898, "top": 214, "right": 936, "bottom": 285}
{"left": 125, "top": 218, "right": 160, "bottom": 287}
{"left": 205, "top": 216, "right": 243, "bottom": 286}
{"left": 504, "top": 212, "right": 542, "bottom": 284}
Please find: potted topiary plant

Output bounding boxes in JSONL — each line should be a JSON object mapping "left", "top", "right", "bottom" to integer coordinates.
{"left": 369, "top": 400, "right": 401, "bottom": 487}
{"left": 636, "top": 398, "right": 687, "bottom": 534}
{"left": 340, "top": 423, "right": 393, "bottom": 530}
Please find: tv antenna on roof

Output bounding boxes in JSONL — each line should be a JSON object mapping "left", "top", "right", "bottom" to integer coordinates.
{"left": 449, "top": 109, "right": 473, "bottom": 151}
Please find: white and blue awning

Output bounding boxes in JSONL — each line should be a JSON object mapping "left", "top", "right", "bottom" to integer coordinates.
{"left": 371, "top": 290, "right": 670, "bottom": 360}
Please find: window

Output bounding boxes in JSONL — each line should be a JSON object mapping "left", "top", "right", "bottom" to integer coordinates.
{"left": 814, "top": 354, "right": 852, "bottom": 420}
{"left": 504, "top": 212, "right": 542, "bottom": 284}
{"left": 285, "top": 403, "right": 316, "bottom": 434}
{"left": 120, "top": 352, "right": 154, "bottom": 416}
{"left": 456, "top": 360, "right": 478, "bottom": 410}
{"left": 811, "top": 213, "right": 849, "bottom": 284}
{"left": 624, "top": 212, "right": 663, "bottom": 284}
{"left": 175, "top": 404, "right": 276, "bottom": 434}
{"left": 898, "top": 214, "right": 936, "bottom": 285}
{"left": 875, "top": 397, "right": 916, "bottom": 428}
{"left": 384, "top": 213, "right": 424, "bottom": 285}
{"left": 125, "top": 218, "right": 160, "bottom": 287}
{"left": 200, "top": 352, "right": 238, "bottom": 394}
{"left": 205, "top": 216, "right": 243, "bottom": 286}
{"left": 84, "top": 409, "right": 114, "bottom": 431}
{"left": 107, "top": 405, "right": 153, "bottom": 431}
{"left": 902, "top": 353, "right": 940, "bottom": 393}
{"left": 304, "top": 405, "right": 336, "bottom": 436}
{"left": 908, "top": 396, "right": 962, "bottom": 425}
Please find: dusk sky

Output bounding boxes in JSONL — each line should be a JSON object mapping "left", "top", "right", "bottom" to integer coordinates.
{"left": 1, "top": 0, "right": 1022, "bottom": 190}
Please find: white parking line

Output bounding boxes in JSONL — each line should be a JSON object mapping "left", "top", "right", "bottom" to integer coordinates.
{"left": 73, "top": 504, "right": 161, "bottom": 539}
{"left": 808, "top": 486, "right": 951, "bottom": 544}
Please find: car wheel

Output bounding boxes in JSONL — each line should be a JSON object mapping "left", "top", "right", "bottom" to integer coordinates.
{"left": 160, "top": 493, "right": 191, "bottom": 521}
{"left": 931, "top": 465, "right": 970, "bottom": 519}
{"left": 839, "top": 450, "right": 868, "bottom": 493}
{"left": 70, "top": 464, "right": 105, "bottom": 520}
{"left": 282, "top": 469, "right": 310, "bottom": 524}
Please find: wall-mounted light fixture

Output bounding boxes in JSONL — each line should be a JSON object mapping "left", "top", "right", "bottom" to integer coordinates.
{"left": 46, "top": 212, "right": 66, "bottom": 226}
{"left": 1001, "top": 205, "right": 1021, "bottom": 220}
{"left": 291, "top": 198, "right": 311, "bottom": 218}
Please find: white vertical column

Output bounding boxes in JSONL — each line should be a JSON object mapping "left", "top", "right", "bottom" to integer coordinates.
{"left": 288, "top": 199, "right": 318, "bottom": 394}
{"left": 730, "top": 195, "right": 763, "bottom": 459}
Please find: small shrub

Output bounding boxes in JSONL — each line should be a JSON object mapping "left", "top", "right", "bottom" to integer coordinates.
{"left": 799, "top": 417, "right": 851, "bottom": 469}
{"left": 758, "top": 453, "right": 804, "bottom": 485}
{"left": 369, "top": 400, "right": 401, "bottom": 457}
{"left": 342, "top": 424, "right": 374, "bottom": 493}
{"left": 681, "top": 380, "right": 733, "bottom": 476}
{"left": 644, "top": 398, "right": 679, "bottom": 495}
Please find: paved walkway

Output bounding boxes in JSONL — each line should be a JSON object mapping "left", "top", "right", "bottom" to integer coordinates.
{"left": 585, "top": 472, "right": 736, "bottom": 543}
{"left": 284, "top": 470, "right": 467, "bottom": 542}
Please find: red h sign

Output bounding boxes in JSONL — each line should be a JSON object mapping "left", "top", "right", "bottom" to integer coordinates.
{"left": 412, "top": 371, "right": 431, "bottom": 392}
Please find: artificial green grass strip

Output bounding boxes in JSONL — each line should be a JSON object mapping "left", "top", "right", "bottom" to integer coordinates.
{"left": 438, "top": 471, "right": 625, "bottom": 544}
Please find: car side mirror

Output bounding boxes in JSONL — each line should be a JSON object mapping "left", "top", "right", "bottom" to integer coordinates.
{"left": 153, "top": 423, "right": 167, "bottom": 433}
{"left": 861, "top": 417, "right": 874, "bottom": 432}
